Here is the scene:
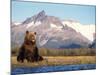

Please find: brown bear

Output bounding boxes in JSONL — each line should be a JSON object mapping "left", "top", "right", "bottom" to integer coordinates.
{"left": 17, "top": 31, "right": 43, "bottom": 63}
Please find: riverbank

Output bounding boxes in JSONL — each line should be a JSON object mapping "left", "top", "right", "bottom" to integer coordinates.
{"left": 11, "top": 56, "right": 96, "bottom": 68}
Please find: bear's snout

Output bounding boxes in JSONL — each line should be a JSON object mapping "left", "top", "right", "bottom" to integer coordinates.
{"left": 32, "top": 40, "right": 35, "bottom": 43}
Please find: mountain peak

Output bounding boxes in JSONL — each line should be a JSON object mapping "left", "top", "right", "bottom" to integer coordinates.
{"left": 34, "top": 10, "right": 46, "bottom": 24}
{"left": 38, "top": 10, "right": 45, "bottom": 16}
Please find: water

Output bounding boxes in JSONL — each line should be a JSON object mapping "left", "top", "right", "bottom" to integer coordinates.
{"left": 11, "top": 64, "right": 96, "bottom": 75}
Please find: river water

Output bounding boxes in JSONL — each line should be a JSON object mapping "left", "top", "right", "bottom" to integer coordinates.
{"left": 11, "top": 64, "right": 96, "bottom": 75}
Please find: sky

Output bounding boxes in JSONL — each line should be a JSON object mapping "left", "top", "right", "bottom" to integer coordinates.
{"left": 12, "top": 1, "right": 96, "bottom": 25}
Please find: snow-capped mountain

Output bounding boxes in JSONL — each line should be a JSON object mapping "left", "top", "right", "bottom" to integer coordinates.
{"left": 88, "top": 38, "right": 96, "bottom": 48}
{"left": 62, "top": 20, "right": 95, "bottom": 41}
{"left": 12, "top": 22, "right": 21, "bottom": 26}
{"left": 11, "top": 10, "right": 95, "bottom": 49}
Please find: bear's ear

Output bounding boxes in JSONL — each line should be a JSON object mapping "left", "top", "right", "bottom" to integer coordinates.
{"left": 34, "top": 32, "right": 36, "bottom": 35}
{"left": 26, "top": 30, "right": 29, "bottom": 34}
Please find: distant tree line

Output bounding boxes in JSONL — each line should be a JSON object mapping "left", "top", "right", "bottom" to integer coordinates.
{"left": 11, "top": 47, "right": 96, "bottom": 56}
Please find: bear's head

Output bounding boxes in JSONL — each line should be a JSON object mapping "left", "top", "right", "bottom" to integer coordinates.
{"left": 24, "top": 31, "right": 37, "bottom": 44}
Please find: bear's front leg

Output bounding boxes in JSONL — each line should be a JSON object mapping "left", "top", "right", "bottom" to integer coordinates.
{"left": 17, "top": 45, "right": 25, "bottom": 63}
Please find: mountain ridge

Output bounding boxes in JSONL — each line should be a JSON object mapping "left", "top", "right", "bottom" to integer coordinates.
{"left": 11, "top": 10, "right": 95, "bottom": 49}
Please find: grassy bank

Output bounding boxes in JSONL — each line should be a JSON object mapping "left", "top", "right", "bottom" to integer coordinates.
{"left": 12, "top": 56, "right": 96, "bottom": 68}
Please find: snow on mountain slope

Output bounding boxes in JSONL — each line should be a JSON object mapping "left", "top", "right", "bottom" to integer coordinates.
{"left": 62, "top": 21, "right": 95, "bottom": 41}
{"left": 50, "top": 23, "right": 63, "bottom": 31}
{"left": 11, "top": 10, "right": 93, "bottom": 48}
{"left": 26, "top": 21, "right": 41, "bottom": 28}
{"left": 26, "top": 21, "right": 34, "bottom": 28}
{"left": 14, "top": 22, "right": 21, "bottom": 26}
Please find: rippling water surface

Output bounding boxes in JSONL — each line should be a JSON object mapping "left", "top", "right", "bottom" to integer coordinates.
{"left": 11, "top": 64, "right": 96, "bottom": 75}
